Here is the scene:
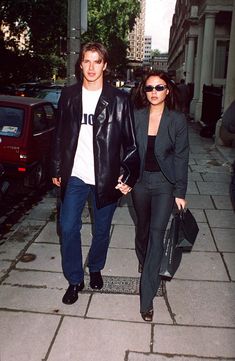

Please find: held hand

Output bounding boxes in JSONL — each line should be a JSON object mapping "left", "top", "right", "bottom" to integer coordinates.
{"left": 175, "top": 197, "right": 187, "bottom": 210}
{"left": 52, "top": 177, "right": 61, "bottom": 187}
{"left": 115, "top": 175, "right": 132, "bottom": 195}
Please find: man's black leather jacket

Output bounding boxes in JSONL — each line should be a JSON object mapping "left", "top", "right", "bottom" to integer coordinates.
{"left": 51, "top": 80, "right": 140, "bottom": 208}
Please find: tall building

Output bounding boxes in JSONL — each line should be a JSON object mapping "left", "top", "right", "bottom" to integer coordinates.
{"left": 143, "top": 35, "right": 152, "bottom": 64}
{"left": 127, "top": 0, "right": 146, "bottom": 62}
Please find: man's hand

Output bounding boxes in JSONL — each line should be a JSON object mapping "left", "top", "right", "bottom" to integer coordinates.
{"left": 115, "top": 175, "right": 132, "bottom": 195}
{"left": 52, "top": 177, "right": 61, "bottom": 187}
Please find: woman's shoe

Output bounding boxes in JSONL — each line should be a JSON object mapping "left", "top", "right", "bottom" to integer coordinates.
{"left": 141, "top": 309, "right": 154, "bottom": 322}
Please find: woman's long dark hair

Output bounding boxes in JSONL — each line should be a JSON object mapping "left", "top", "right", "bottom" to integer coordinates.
{"left": 134, "top": 70, "right": 179, "bottom": 110}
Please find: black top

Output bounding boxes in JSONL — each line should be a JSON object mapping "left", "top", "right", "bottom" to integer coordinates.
{"left": 144, "top": 135, "right": 161, "bottom": 172}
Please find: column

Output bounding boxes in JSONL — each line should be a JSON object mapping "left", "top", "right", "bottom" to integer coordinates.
{"left": 195, "top": 12, "right": 216, "bottom": 122}
{"left": 224, "top": 0, "right": 235, "bottom": 109}
{"left": 191, "top": 23, "right": 203, "bottom": 118}
{"left": 186, "top": 35, "right": 195, "bottom": 84}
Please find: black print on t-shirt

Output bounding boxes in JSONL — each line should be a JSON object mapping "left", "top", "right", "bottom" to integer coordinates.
{"left": 81, "top": 113, "right": 94, "bottom": 125}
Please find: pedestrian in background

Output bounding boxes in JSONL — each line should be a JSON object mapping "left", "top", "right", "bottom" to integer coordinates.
{"left": 132, "top": 70, "right": 189, "bottom": 321}
{"left": 51, "top": 42, "right": 139, "bottom": 305}
{"left": 177, "top": 78, "right": 191, "bottom": 120}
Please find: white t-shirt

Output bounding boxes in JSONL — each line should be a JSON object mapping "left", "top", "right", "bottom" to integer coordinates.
{"left": 71, "top": 86, "right": 102, "bottom": 184}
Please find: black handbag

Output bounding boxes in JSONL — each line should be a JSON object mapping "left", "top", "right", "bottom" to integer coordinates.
{"left": 176, "top": 209, "right": 199, "bottom": 251}
{"left": 159, "top": 214, "right": 183, "bottom": 280}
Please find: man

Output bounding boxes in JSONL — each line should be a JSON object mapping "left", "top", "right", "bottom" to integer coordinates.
{"left": 51, "top": 42, "right": 139, "bottom": 305}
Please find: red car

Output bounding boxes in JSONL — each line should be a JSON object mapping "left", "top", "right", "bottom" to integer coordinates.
{"left": 0, "top": 95, "right": 56, "bottom": 188}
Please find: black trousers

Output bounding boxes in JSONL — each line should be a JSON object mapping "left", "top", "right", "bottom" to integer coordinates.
{"left": 132, "top": 171, "right": 174, "bottom": 313}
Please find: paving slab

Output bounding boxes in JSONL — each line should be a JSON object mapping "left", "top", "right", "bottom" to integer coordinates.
{"left": 187, "top": 171, "right": 203, "bottom": 181}
{"left": 110, "top": 224, "right": 135, "bottom": 249}
{"left": 103, "top": 248, "right": 139, "bottom": 277}
{"left": 47, "top": 318, "right": 151, "bottom": 361}
{"left": 197, "top": 181, "right": 230, "bottom": 195}
{"left": 0, "top": 311, "right": 60, "bottom": 361}
{"left": 0, "top": 284, "right": 90, "bottom": 316}
{"left": 205, "top": 210, "right": 235, "bottom": 228}
{"left": 25, "top": 198, "right": 56, "bottom": 220}
{"left": 0, "top": 259, "right": 11, "bottom": 278}
{"left": 189, "top": 210, "right": 207, "bottom": 223}
{"left": 15, "top": 243, "right": 89, "bottom": 272}
{"left": 3, "top": 269, "right": 66, "bottom": 289}
{"left": 192, "top": 223, "right": 216, "bottom": 251}
{"left": 211, "top": 195, "right": 233, "bottom": 209}
{"left": 223, "top": 252, "right": 235, "bottom": 280}
{"left": 212, "top": 228, "right": 235, "bottom": 251}
{"left": 186, "top": 181, "right": 199, "bottom": 194}
{"left": 34, "top": 221, "right": 93, "bottom": 246}
{"left": 190, "top": 164, "right": 230, "bottom": 174}
{"left": 128, "top": 353, "right": 230, "bottom": 361}
{"left": 153, "top": 324, "right": 235, "bottom": 358}
{"left": 0, "top": 240, "right": 29, "bottom": 261}
{"left": 201, "top": 172, "right": 231, "bottom": 182}
{"left": 175, "top": 252, "right": 229, "bottom": 281}
{"left": 186, "top": 195, "right": 214, "bottom": 209}
{"left": 112, "top": 206, "right": 136, "bottom": 225}
{"left": 166, "top": 280, "right": 235, "bottom": 327}
{"left": 87, "top": 293, "right": 172, "bottom": 324}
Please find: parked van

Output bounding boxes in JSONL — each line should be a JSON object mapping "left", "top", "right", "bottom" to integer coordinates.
{"left": 0, "top": 95, "right": 56, "bottom": 188}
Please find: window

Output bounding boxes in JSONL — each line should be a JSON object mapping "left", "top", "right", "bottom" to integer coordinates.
{"left": 44, "top": 104, "right": 55, "bottom": 128}
{"left": 214, "top": 40, "right": 229, "bottom": 79}
{"left": 32, "top": 106, "right": 47, "bottom": 133}
{"left": 0, "top": 106, "right": 24, "bottom": 137}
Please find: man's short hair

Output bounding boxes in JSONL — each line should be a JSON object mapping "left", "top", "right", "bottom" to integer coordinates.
{"left": 75, "top": 42, "right": 108, "bottom": 80}
{"left": 79, "top": 42, "right": 108, "bottom": 65}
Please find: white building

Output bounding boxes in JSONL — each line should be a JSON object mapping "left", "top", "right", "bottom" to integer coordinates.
{"left": 168, "top": 0, "right": 235, "bottom": 124}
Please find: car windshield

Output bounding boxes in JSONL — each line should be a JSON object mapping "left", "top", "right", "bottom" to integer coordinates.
{"left": 0, "top": 106, "right": 24, "bottom": 137}
{"left": 37, "top": 90, "right": 61, "bottom": 106}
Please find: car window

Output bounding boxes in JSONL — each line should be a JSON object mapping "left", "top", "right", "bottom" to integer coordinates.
{"left": 32, "top": 106, "right": 48, "bottom": 133}
{"left": 44, "top": 104, "right": 56, "bottom": 127}
{"left": 0, "top": 106, "right": 24, "bottom": 137}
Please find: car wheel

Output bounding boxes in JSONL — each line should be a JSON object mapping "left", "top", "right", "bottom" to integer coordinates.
{"left": 24, "top": 162, "right": 47, "bottom": 189}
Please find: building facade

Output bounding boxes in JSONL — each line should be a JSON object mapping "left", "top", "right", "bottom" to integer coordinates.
{"left": 143, "top": 35, "right": 152, "bottom": 65}
{"left": 168, "top": 0, "right": 235, "bottom": 122}
{"left": 127, "top": 0, "right": 146, "bottom": 62}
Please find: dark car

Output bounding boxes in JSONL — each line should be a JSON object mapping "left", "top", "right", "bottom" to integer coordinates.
{"left": 15, "top": 82, "right": 52, "bottom": 97}
{"left": 0, "top": 95, "right": 56, "bottom": 188}
{"left": 36, "top": 88, "right": 62, "bottom": 109}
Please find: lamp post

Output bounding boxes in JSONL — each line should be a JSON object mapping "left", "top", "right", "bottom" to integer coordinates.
{"left": 67, "top": 0, "right": 81, "bottom": 85}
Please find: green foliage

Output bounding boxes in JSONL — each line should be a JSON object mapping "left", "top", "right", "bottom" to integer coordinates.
{"left": 0, "top": 0, "right": 67, "bottom": 83}
{"left": 0, "top": 0, "right": 140, "bottom": 83}
{"left": 151, "top": 49, "right": 161, "bottom": 57}
{"left": 82, "top": 0, "right": 141, "bottom": 72}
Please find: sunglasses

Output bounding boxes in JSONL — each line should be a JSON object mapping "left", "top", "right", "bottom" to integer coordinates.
{"left": 144, "top": 84, "right": 168, "bottom": 92}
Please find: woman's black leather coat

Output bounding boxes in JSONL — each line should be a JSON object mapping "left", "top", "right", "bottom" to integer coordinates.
{"left": 51, "top": 81, "right": 140, "bottom": 208}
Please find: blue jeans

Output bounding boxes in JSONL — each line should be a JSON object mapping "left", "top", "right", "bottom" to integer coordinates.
{"left": 60, "top": 176, "right": 117, "bottom": 285}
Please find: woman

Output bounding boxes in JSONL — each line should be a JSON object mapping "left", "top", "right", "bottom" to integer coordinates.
{"left": 132, "top": 70, "right": 189, "bottom": 321}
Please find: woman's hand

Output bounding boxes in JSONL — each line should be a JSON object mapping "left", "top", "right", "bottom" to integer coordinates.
{"left": 115, "top": 175, "right": 132, "bottom": 195}
{"left": 175, "top": 197, "right": 187, "bottom": 210}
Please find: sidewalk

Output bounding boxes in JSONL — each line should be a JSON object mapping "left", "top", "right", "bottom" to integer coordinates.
{"left": 0, "top": 124, "right": 235, "bottom": 361}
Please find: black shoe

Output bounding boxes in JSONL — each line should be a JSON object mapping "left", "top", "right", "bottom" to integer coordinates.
{"left": 90, "top": 271, "right": 103, "bottom": 290}
{"left": 141, "top": 309, "right": 154, "bottom": 322}
{"left": 62, "top": 282, "right": 84, "bottom": 304}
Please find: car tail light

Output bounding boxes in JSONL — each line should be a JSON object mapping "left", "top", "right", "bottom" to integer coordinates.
{"left": 18, "top": 167, "right": 26, "bottom": 172}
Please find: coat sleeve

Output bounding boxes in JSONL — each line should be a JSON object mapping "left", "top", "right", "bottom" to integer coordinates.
{"left": 173, "top": 113, "right": 189, "bottom": 198}
{"left": 120, "top": 96, "right": 140, "bottom": 187}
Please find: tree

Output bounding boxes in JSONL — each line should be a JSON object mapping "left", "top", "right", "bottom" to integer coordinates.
{"left": 151, "top": 49, "right": 161, "bottom": 57}
{"left": 0, "top": 0, "right": 67, "bottom": 83}
{"left": 0, "top": 0, "right": 140, "bottom": 83}
{"left": 82, "top": 0, "right": 141, "bottom": 74}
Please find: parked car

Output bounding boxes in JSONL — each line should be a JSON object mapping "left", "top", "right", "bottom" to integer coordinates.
{"left": 36, "top": 88, "right": 62, "bottom": 109}
{"left": 0, "top": 95, "right": 56, "bottom": 188}
{"left": 15, "top": 82, "right": 52, "bottom": 97}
